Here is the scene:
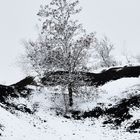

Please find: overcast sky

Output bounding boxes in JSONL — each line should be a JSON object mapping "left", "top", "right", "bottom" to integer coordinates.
{"left": 0, "top": 0, "right": 140, "bottom": 84}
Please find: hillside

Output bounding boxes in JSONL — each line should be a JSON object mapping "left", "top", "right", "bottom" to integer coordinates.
{"left": 0, "top": 76, "right": 140, "bottom": 140}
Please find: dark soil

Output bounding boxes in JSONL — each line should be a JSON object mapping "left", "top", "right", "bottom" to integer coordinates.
{"left": 127, "top": 119, "right": 140, "bottom": 133}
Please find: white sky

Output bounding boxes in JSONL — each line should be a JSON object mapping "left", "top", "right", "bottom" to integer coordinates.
{"left": 0, "top": 0, "right": 140, "bottom": 84}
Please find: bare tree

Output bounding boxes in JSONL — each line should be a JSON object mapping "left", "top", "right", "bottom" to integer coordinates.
{"left": 122, "top": 46, "right": 133, "bottom": 66}
{"left": 24, "top": 0, "right": 96, "bottom": 107}
{"left": 95, "top": 36, "right": 117, "bottom": 67}
{"left": 136, "top": 55, "right": 140, "bottom": 63}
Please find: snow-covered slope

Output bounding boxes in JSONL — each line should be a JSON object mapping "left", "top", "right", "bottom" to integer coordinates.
{"left": 0, "top": 77, "right": 140, "bottom": 140}
{"left": 0, "top": 105, "right": 140, "bottom": 140}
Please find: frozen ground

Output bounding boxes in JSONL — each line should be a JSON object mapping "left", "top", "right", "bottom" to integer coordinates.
{"left": 0, "top": 77, "right": 140, "bottom": 140}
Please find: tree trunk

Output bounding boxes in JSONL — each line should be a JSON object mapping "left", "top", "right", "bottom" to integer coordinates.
{"left": 68, "top": 83, "right": 73, "bottom": 107}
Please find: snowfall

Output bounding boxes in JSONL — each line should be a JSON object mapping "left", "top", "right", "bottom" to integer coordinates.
{"left": 0, "top": 77, "right": 140, "bottom": 140}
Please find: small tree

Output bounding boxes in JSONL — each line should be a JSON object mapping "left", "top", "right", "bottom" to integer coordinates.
{"left": 95, "top": 36, "right": 116, "bottom": 67}
{"left": 137, "top": 55, "right": 140, "bottom": 63}
{"left": 24, "top": 0, "right": 95, "bottom": 107}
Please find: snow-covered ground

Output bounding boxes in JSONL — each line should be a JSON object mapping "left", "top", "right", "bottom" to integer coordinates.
{"left": 0, "top": 77, "right": 140, "bottom": 140}
{"left": 1, "top": 103, "right": 140, "bottom": 140}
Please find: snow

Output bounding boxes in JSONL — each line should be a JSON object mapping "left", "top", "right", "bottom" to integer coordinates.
{"left": 1, "top": 106, "right": 140, "bottom": 140}
{"left": 101, "top": 78, "right": 140, "bottom": 96}
{"left": 98, "top": 78, "right": 140, "bottom": 105}
{"left": 0, "top": 77, "right": 140, "bottom": 140}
